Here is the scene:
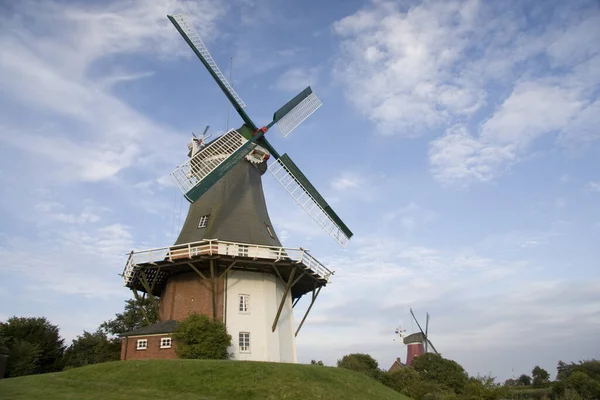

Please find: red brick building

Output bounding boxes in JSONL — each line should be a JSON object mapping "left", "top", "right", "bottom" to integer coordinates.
{"left": 120, "top": 320, "right": 178, "bottom": 360}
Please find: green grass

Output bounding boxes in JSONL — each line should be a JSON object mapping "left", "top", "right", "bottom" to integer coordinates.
{"left": 0, "top": 359, "right": 413, "bottom": 400}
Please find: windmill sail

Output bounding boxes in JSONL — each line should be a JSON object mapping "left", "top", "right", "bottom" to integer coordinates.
{"left": 168, "top": 14, "right": 257, "bottom": 130}
{"left": 410, "top": 308, "right": 439, "bottom": 354}
{"left": 269, "top": 154, "right": 353, "bottom": 247}
{"left": 172, "top": 129, "right": 260, "bottom": 202}
{"left": 272, "top": 86, "right": 322, "bottom": 138}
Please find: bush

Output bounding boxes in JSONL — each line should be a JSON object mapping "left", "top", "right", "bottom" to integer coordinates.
{"left": 173, "top": 313, "right": 231, "bottom": 360}
{"left": 337, "top": 353, "right": 381, "bottom": 378}
{"left": 379, "top": 368, "right": 444, "bottom": 400}
{"left": 412, "top": 353, "right": 469, "bottom": 394}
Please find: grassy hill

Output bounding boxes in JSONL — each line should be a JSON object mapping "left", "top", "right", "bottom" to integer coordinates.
{"left": 0, "top": 359, "right": 412, "bottom": 400}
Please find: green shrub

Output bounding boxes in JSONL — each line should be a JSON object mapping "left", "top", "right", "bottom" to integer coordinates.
{"left": 173, "top": 313, "right": 231, "bottom": 360}
{"left": 412, "top": 353, "right": 469, "bottom": 394}
{"left": 337, "top": 353, "right": 381, "bottom": 378}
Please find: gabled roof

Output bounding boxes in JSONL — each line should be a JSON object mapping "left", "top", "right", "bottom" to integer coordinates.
{"left": 388, "top": 357, "right": 405, "bottom": 372}
{"left": 121, "top": 320, "right": 177, "bottom": 337}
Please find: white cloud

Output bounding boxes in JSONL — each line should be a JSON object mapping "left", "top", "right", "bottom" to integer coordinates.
{"left": 0, "top": 222, "right": 134, "bottom": 298}
{"left": 34, "top": 201, "right": 103, "bottom": 224}
{"left": 332, "top": 0, "right": 486, "bottom": 136}
{"left": 296, "top": 233, "right": 600, "bottom": 379}
{"left": 0, "top": 0, "right": 225, "bottom": 183}
{"left": 331, "top": 174, "right": 362, "bottom": 190}
{"left": 275, "top": 67, "right": 320, "bottom": 93}
{"left": 383, "top": 201, "right": 436, "bottom": 230}
{"left": 429, "top": 80, "right": 590, "bottom": 185}
{"left": 586, "top": 181, "right": 600, "bottom": 193}
{"left": 333, "top": 0, "right": 600, "bottom": 185}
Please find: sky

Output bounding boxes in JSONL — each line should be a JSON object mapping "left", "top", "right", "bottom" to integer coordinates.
{"left": 0, "top": 0, "right": 599, "bottom": 381}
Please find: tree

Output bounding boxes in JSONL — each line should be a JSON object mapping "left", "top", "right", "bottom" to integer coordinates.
{"left": 503, "top": 378, "right": 519, "bottom": 387}
{"left": 310, "top": 359, "right": 324, "bottom": 366}
{"left": 100, "top": 297, "right": 158, "bottom": 337}
{"left": 532, "top": 365, "right": 551, "bottom": 388}
{"left": 337, "top": 353, "right": 381, "bottom": 378}
{"left": 517, "top": 374, "right": 532, "bottom": 386}
{"left": 63, "top": 329, "right": 121, "bottom": 368}
{"left": 379, "top": 367, "right": 428, "bottom": 399}
{"left": 411, "top": 353, "right": 469, "bottom": 394}
{"left": 565, "top": 371, "right": 600, "bottom": 399}
{"left": 557, "top": 359, "right": 600, "bottom": 382}
{"left": 173, "top": 313, "right": 231, "bottom": 359}
{"left": 0, "top": 316, "right": 65, "bottom": 377}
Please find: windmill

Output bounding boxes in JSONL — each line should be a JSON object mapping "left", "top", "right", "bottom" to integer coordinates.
{"left": 118, "top": 14, "right": 352, "bottom": 363}
{"left": 167, "top": 14, "right": 352, "bottom": 248}
{"left": 391, "top": 309, "right": 439, "bottom": 367}
{"left": 409, "top": 308, "right": 438, "bottom": 355}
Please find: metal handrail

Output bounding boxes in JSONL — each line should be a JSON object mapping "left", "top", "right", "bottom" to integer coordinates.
{"left": 122, "top": 239, "right": 333, "bottom": 285}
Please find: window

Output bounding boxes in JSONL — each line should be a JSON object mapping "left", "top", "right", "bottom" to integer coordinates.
{"left": 136, "top": 339, "right": 148, "bottom": 350}
{"left": 198, "top": 214, "right": 210, "bottom": 228}
{"left": 238, "top": 244, "right": 248, "bottom": 257}
{"left": 239, "top": 294, "right": 250, "bottom": 313}
{"left": 265, "top": 224, "right": 275, "bottom": 239}
{"left": 239, "top": 332, "right": 250, "bottom": 353}
{"left": 160, "top": 337, "right": 172, "bottom": 349}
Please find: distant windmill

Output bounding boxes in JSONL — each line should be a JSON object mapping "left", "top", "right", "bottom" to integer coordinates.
{"left": 392, "top": 309, "right": 439, "bottom": 367}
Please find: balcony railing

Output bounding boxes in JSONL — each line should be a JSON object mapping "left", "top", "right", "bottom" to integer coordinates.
{"left": 123, "top": 239, "right": 333, "bottom": 286}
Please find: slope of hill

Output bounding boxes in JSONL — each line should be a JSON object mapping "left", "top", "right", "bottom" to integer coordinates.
{"left": 0, "top": 359, "right": 412, "bottom": 400}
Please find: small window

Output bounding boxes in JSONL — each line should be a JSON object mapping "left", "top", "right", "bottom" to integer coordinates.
{"left": 198, "top": 214, "right": 210, "bottom": 228}
{"left": 136, "top": 339, "right": 148, "bottom": 350}
{"left": 160, "top": 337, "right": 172, "bottom": 349}
{"left": 238, "top": 244, "right": 248, "bottom": 257}
{"left": 239, "top": 294, "right": 250, "bottom": 313}
{"left": 239, "top": 332, "right": 250, "bottom": 353}
{"left": 265, "top": 224, "right": 275, "bottom": 239}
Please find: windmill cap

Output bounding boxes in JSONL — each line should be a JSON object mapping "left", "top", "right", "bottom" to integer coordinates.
{"left": 403, "top": 332, "right": 425, "bottom": 344}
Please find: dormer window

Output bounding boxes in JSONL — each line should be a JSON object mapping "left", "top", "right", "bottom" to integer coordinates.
{"left": 198, "top": 214, "right": 210, "bottom": 228}
{"left": 265, "top": 224, "right": 275, "bottom": 239}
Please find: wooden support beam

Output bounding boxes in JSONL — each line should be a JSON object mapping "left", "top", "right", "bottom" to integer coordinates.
{"left": 216, "top": 261, "right": 237, "bottom": 283}
{"left": 187, "top": 262, "right": 208, "bottom": 280}
{"left": 132, "top": 289, "right": 151, "bottom": 325}
{"left": 295, "top": 285, "right": 322, "bottom": 337}
{"left": 271, "top": 265, "right": 285, "bottom": 284}
{"left": 187, "top": 262, "right": 212, "bottom": 291}
{"left": 210, "top": 259, "right": 217, "bottom": 321}
{"left": 292, "top": 297, "right": 301, "bottom": 308}
{"left": 139, "top": 270, "right": 159, "bottom": 315}
{"left": 291, "top": 271, "right": 306, "bottom": 287}
{"left": 272, "top": 267, "right": 296, "bottom": 332}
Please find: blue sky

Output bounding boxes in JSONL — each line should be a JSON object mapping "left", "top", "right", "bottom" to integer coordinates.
{"left": 1, "top": 0, "right": 599, "bottom": 380}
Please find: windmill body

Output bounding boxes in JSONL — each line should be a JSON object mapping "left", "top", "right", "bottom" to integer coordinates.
{"left": 389, "top": 309, "right": 439, "bottom": 370}
{"left": 118, "top": 14, "right": 352, "bottom": 363}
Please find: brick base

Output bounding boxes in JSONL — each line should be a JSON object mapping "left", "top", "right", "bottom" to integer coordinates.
{"left": 121, "top": 335, "right": 178, "bottom": 360}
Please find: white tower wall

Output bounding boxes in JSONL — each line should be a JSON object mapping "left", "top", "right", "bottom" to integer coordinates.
{"left": 224, "top": 270, "right": 297, "bottom": 363}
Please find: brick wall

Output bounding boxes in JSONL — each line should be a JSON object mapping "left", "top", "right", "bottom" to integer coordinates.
{"left": 159, "top": 271, "right": 224, "bottom": 321}
{"left": 120, "top": 335, "right": 178, "bottom": 361}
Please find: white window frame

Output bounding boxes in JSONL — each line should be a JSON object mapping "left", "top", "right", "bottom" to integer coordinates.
{"left": 239, "top": 332, "right": 250, "bottom": 353}
{"left": 198, "top": 214, "right": 210, "bottom": 228}
{"left": 136, "top": 339, "right": 148, "bottom": 350}
{"left": 239, "top": 294, "right": 250, "bottom": 314}
{"left": 160, "top": 337, "right": 172, "bottom": 349}
{"left": 238, "top": 244, "right": 248, "bottom": 257}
